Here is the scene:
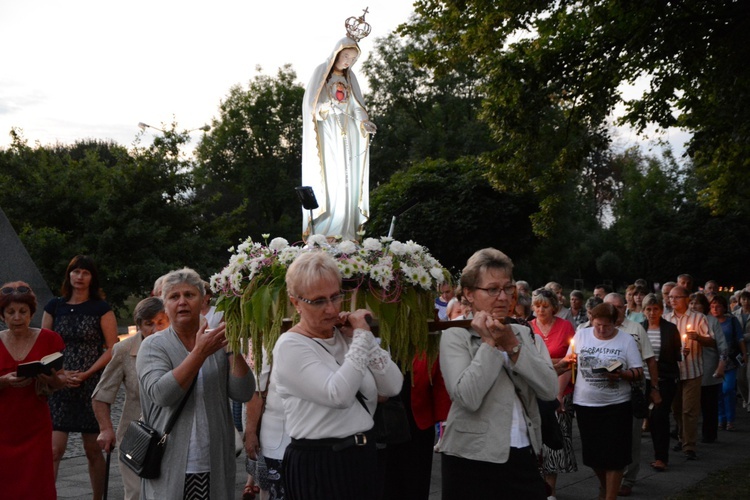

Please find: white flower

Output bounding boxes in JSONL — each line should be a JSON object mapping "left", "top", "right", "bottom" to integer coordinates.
{"left": 362, "top": 237, "right": 382, "bottom": 252}
{"left": 389, "top": 241, "right": 408, "bottom": 256}
{"left": 405, "top": 240, "right": 423, "bottom": 255}
{"left": 337, "top": 240, "right": 357, "bottom": 255}
{"left": 306, "top": 234, "right": 329, "bottom": 248}
{"left": 278, "top": 246, "right": 300, "bottom": 265}
{"left": 269, "top": 237, "right": 289, "bottom": 252}
{"left": 262, "top": 233, "right": 270, "bottom": 239}
{"left": 237, "top": 238, "right": 253, "bottom": 254}
{"left": 380, "top": 236, "right": 393, "bottom": 244}
{"left": 430, "top": 267, "right": 446, "bottom": 283}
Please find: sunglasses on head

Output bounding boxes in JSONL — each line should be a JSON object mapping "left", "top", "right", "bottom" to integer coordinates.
{"left": 1, "top": 286, "right": 32, "bottom": 295}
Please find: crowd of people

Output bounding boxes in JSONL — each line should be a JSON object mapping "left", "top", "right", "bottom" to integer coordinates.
{"left": 1, "top": 250, "right": 750, "bottom": 500}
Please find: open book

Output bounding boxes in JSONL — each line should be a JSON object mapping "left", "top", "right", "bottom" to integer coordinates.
{"left": 17, "top": 352, "right": 64, "bottom": 378}
{"left": 591, "top": 360, "right": 623, "bottom": 374}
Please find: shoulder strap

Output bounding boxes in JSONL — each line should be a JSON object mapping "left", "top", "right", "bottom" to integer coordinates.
{"left": 162, "top": 377, "right": 198, "bottom": 436}
{"left": 310, "top": 336, "right": 371, "bottom": 415}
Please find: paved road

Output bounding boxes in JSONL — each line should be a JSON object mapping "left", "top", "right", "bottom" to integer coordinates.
{"left": 57, "top": 389, "right": 750, "bottom": 499}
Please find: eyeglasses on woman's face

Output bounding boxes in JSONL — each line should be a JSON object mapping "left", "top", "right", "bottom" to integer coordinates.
{"left": 1, "top": 286, "right": 31, "bottom": 295}
{"left": 473, "top": 283, "right": 516, "bottom": 297}
{"left": 296, "top": 292, "right": 345, "bottom": 308}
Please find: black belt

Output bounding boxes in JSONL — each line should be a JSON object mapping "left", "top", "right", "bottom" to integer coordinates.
{"left": 292, "top": 431, "right": 372, "bottom": 452}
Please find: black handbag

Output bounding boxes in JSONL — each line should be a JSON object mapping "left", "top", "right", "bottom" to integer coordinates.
{"left": 120, "top": 378, "right": 196, "bottom": 479}
{"left": 630, "top": 382, "right": 649, "bottom": 419}
{"left": 373, "top": 396, "right": 412, "bottom": 445}
{"left": 537, "top": 398, "right": 564, "bottom": 450}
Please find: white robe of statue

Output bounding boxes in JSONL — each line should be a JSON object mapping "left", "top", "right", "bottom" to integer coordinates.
{"left": 301, "top": 37, "right": 376, "bottom": 241}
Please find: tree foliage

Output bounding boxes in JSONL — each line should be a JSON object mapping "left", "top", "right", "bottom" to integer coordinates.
{"left": 361, "top": 33, "right": 494, "bottom": 185}
{"left": 0, "top": 130, "right": 215, "bottom": 310}
{"left": 193, "top": 65, "right": 305, "bottom": 245}
{"left": 365, "top": 157, "right": 537, "bottom": 275}
{"left": 401, "top": 0, "right": 750, "bottom": 229}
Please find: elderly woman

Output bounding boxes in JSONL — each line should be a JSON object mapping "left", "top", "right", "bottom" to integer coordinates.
{"left": 640, "top": 294, "right": 681, "bottom": 471}
{"left": 438, "top": 248, "right": 557, "bottom": 499}
{"left": 136, "top": 268, "right": 255, "bottom": 500}
{"left": 0, "top": 282, "right": 65, "bottom": 499}
{"left": 567, "top": 303, "right": 643, "bottom": 500}
{"left": 272, "top": 251, "right": 402, "bottom": 500}
{"left": 92, "top": 297, "right": 169, "bottom": 500}
{"left": 530, "top": 288, "right": 578, "bottom": 498}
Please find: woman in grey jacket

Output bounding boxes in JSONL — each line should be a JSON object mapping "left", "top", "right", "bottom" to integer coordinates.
{"left": 438, "top": 248, "right": 558, "bottom": 500}
{"left": 137, "top": 268, "right": 255, "bottom": 500}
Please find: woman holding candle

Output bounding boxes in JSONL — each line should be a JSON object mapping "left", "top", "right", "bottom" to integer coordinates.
{"left": 566, "top": 303, "right": 643, "bottom": 500}
{"left": 530, "top": 288, "right": 577, "bottom": 498}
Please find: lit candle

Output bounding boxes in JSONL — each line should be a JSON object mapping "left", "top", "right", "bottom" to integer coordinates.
{"left": 570, "top": 338, "right": 576, "bottom": 385}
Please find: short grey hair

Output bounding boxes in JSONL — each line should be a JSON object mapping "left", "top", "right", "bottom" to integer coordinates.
{"left": 460, "top": 248, "right": 514, "bottom": 290}
{"left": 160, "top": 268, "right": 205, "bottom": 301}
{"left": 133, "top": 297, "right": 165, "bottom": 327}
{"left": 642, "top": 293, "right": 662, "bottom": 310}
{"left": 285, "top": 251, "right": 341, "bottom": 297}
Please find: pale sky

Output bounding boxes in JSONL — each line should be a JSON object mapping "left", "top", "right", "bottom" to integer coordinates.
{"left": 0, "top": 0, "right": 415, "bottom": 149}
{"left": 0, "top": 1, "right": 688, "bottom": 157}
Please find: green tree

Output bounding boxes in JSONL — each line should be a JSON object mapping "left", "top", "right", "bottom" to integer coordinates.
{"left": 365, "top": 157, "right": 537, "bottom": 274}
{"left": 361, "top": 33, "right": 494, "bottom": 185}
{"left": 401, "top": 0, "right": 750, "bottom": 229}
{"left": 194, "top": 65, "right": 305, "bottom": 246}
{"left": 0, "top": 129, "right": 215, "bottom": 310}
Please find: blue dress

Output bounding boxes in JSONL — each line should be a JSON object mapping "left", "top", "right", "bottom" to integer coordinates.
{"left": 45, "top": 297, "right": 111, "bottom": 433}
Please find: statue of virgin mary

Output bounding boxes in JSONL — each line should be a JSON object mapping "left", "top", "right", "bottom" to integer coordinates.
{"left": 301, "top": 28, "right": 376, "bottom": 241}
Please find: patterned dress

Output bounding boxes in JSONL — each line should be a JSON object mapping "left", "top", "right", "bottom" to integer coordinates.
{"left": 530, "top": 317, "right": 578, "bottom": 474}
{"left": 45, "top": 297, "right": 111, "bottom": 433}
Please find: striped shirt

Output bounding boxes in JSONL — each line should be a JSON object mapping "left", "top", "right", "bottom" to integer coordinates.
{"left": 664, "top": 309, "right": 710, "bottom": 380}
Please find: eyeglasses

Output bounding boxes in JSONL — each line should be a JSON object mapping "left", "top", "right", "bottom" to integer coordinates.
{"left": 1, "top": 286, "right": 31, "bottom": 295}
{"left": 473, "top": 283, "right": 516, "bottom": 297}
{"left": 669, "top": 295, "right": 688, "bottom": 301}
{"left": 533, "top": 288, "right": 555, "bottom": 298}
{"left": 296, "top": 293, "right": 345, "bottom": 308}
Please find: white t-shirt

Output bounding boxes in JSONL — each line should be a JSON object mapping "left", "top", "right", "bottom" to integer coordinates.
{"left": 569, "top": 327, "right": 643, "bottom": 407}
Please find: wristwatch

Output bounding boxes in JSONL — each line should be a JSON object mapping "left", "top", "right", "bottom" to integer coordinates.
{"left": 510, "top": 343, "right": 521, "bottom": 355}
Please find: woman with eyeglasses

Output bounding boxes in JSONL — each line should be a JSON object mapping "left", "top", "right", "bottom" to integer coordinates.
{"left": 41, "top": 255, "right": 119, "bottom": 500}
{"left": 438, "top": 248, "right": 557, "bottom": 500}
{"left": 273, "top": 251, "right": 403, "bottom": 500}
{"left": 1, "top": 282, "right": 66, "bottom": 499}
{"left": 530, "top": 288, "right": 577, "bottom": 499}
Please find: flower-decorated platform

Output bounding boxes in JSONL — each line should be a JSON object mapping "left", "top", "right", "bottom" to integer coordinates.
{"left": 210, "top": 235, "right": 451, "bottom": 368}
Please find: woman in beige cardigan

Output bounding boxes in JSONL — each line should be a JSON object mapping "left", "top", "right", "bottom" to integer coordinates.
{"left": 437, "top": 248, "right": 557, "bottom": 500}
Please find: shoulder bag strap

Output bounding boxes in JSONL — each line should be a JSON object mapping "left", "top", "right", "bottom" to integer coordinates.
{"left": 162, "top": 376, "right": 198, "bottom": 436}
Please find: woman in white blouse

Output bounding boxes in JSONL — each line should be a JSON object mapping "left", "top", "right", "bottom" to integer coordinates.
{"left": 273, "top": 251, "right": 403, "bottom": 500}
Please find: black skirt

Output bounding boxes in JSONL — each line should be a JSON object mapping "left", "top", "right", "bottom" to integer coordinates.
{"left": 574, "top": 401, "right": 632, "bottom": 470}
{"left": 283, "top": 433, "right": 377, "bottom": 500}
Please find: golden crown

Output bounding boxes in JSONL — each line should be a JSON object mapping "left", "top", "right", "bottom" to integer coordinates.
{"left": 345, "top": 7, "right": 372, "bottom": 42}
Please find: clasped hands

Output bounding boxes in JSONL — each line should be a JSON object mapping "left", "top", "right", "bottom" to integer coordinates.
{"left": 471, "top": 311, "right": 518, "bottom": 353}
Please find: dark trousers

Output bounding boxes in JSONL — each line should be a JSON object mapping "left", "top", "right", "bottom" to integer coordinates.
{"left": 701, "top": 383, "right": 721, "bottom": 442}
{"left": 380, "top": 372, "right": 436, "bottom": 500}
{"left": 648, "top": 378, "right": 677, "bottom": 463}
{"left": 442, "top": 448, "right": 546, "bottom": 500}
